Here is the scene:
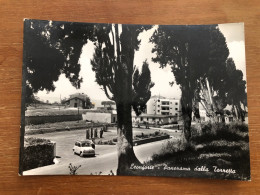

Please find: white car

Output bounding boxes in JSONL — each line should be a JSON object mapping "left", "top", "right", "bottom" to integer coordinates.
{"left": 73, "top": 140, "right": 95, "bottom": 157}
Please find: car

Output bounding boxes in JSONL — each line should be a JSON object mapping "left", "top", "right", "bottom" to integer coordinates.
{"left": 73, "top": 140, "right": 95, "bottom": 157}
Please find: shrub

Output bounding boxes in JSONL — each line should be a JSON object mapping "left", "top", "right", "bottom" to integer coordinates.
{"left": 112, "top": 137, "right": 117, "bottom": 142}
{"left": 191, "top": 122, "right": 249, "bottom": 144}
{"left": 230, "top": 123, "right": 248, "bottom": 133}
{"left": 154, "top": 131, "right": 160, "bottom": 136}
{"left": 23, "top": 138, "right": 55, "bottom": 171}
{"left": 68, "top": 163, "right": 81, "bottom": 175}
{"left": 24, "top": 137, "right": 51, "bottom": 146}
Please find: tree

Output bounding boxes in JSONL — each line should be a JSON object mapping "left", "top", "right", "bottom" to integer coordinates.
{"left": 151, "top": 25, "right": 229, "bottom": 140}
{"left": 225, "top": 58, "right": 247, "bottom": 122}
{"left": 101, "top": 101, "right": 115, "bottom": 110}
{"left": 91, "top": 24, "right": 154, "bottom": 174}
{"left": 84, "top": 96, "right": 94, "bottom": 109}
{"left": 23, "top": 19, "right": 95, "bottom": 105}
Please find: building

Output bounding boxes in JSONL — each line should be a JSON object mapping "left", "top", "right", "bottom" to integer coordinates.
{"left": 64, "top": 93, "right": 91, "bottom": 108}
{"left": 132, "top": 113, "right": 178, "bottom": 125}
{"left": 192, "top": 104, "right": 236, "bottom": 124}
{"left": 146, "top": 95, "right": 181, "bottom": 118}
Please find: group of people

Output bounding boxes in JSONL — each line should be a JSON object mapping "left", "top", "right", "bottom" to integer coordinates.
{"left": 86, "top": 125, "right": 107, "bottom": 139}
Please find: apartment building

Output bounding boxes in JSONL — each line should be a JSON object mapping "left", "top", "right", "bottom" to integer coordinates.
{"left": 146, "top": 95, "right": 181, "bottom": 117}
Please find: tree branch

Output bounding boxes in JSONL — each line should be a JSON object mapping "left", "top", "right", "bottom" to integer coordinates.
{"left": 103, "top": 85, "right": 114, "bottom": 101}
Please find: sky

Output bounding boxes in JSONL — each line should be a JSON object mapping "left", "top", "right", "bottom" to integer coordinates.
{"left": 36, "top": 23, "right": 246, "bottom": 107}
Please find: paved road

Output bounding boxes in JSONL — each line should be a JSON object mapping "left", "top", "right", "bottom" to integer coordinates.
{"left": 24, "top": 128, "right": 181, "bottom": 175}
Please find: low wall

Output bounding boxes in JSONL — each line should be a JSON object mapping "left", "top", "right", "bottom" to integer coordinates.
{"left": 25, "top": 115, "right": 82, "bottom": 125}
{"left": 23, "top": 141, "right": 56, "bottom": 171}
{"left": 133, "top": 134, "right": 170, "bottom": 146}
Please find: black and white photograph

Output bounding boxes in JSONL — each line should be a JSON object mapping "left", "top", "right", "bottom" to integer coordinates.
{"left": 19, "top": 19, "right": 250, "bottom": 180}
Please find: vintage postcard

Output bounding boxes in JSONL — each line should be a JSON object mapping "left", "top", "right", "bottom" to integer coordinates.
{"left": 19, "top": 19, "right": 250, "bottom": 180}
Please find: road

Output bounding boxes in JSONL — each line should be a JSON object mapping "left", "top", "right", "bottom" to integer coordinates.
{"left": 23, "top": 128, "right": 181, "bottom": 175}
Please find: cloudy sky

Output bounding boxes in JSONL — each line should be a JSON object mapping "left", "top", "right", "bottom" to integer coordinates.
{"left": 36, "top": 23, "right": 246, "bottom": 107}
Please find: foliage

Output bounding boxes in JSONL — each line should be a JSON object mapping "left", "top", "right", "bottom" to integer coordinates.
{"left": 24, "top": 137, "right": 51, "bottom": 145}
{"left": 224, "top": 58, "right": 247, "bottom": 121}
{"left": 132, "top": 60, "right": 155, "bottom": 115}
{"left": 150, "top": 24, "right": 247, "bottom": 141}
{"left": 191, "top": 122, "right": 249, "bottom": 144}
{"left": 148, "top": 122, "right": 250, "bottom": 180}
{"left": 23, "top": 138, "right": 55, "bottom": 171}
{"left": 150, "top": 25, "right": 228, "bottom": 139}
{"left": 24, "top": 19, "right": 95, "bottom": 105}
{"left": 90, "top": 24, "right": 154, "bottom": 116}
{"left": 84, "top": 95, "right": 95, "bottom": 109}
{"left": 68, "top": 163, "right": 81, "bottom": 175}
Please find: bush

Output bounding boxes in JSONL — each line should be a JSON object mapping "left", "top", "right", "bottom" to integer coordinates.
{"left": 23, "top": 137, "right": 55, "bottom": 171}
{"left": 112, "top": 137, "right": 117, "bottom": 142}
{"left": 230, "top": 123, "right": 248, "bottom": 133}
{"left": 191, "top": 122, "right": 249, "bottom": 144}
{"left": 97, "top": 139, "right": 116, "bottom": 145}
{"left": 24, "top": 137, "right": 51, "bottom": 146}
{"left": 154, "top": 131, "right": 160, "bottom": 136}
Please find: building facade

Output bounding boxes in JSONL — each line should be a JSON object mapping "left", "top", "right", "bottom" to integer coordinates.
{"left": 146, "top": 95, "right": 181, "bottom": 117}
{"left": 64, "top": 93, "right": 90, "bottom": 108}
{"left": 132, "top": 113, "right": 178, "bottom": 125}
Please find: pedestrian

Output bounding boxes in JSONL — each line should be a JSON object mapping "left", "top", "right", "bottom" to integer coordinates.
{"left": 100, "top": 128, "right": 103, "bottom": 138}
{"left": 86, "top": 129, "right": 90, "bottom": 139}
{"left": 94, "top": 128, "right": 98, "bottom": 138}
{"left": 91, "top": 127, "right": 93, "bottom": 138}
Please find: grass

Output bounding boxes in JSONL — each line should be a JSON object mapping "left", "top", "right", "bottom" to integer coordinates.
{"left": 26, "top": 105, "right": 89, "bottom": 116}
{"left": 26, "top": 120, "right": 92, "bottom": 130}
{"left": 135, "top": 122, "right": 250, "bottom": 180}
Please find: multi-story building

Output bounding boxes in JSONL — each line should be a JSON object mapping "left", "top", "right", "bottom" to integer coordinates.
{"left": 146, "top": 95, "right": 181, "bottom": 117}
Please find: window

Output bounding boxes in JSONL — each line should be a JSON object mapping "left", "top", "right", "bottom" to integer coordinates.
{"left": 158, "top": 105, "right": 160, "bottom": 107}
{"left": 140, "top": 117, "right": 143, "bottom": 121}
{"left": 147, "top": 118, "right": 149, "bottom": 121}
{"left": 161, "top": 101, "right": 169, "bottom": 105}
{"left": 161, "top": 107, "right": 169, "bottom": 110}
{"left": 175, "top": 108, "right": 178, "bottom": 110}
{"left": 158, "top": 110, "right": 160, "bottom": 112}
{"left": 175, "top": 113, "right": 178, "bottom": 116}
{"left": 158, "top": 100, "right": 160, "bottom": 102}
{"left": 175, "top": 102, "right": 178, "bottom": 105}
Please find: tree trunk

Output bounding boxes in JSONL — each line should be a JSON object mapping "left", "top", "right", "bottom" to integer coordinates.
{"left": 116, "top": 25, "right": 140, "bottom": 175}
{"left": 193, "top": 88, "right": 202, "bottom": 135}
{"left": 116, "top": 102, "right": 140, "bottom": 175}
{"left": 181, "top": 89, "right": 193, "bottom": 142}
{"left": 200, "top": 79, "right": 217, "bottom": 122}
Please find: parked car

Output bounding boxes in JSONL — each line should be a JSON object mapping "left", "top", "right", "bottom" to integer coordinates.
{"left": 73, "top": 140, "right": 95, "bottom": 157}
